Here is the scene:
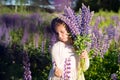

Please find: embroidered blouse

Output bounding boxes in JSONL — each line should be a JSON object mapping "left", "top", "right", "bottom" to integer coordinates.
{"left": 48, "top": 41, "right": 89, "bottom": 80}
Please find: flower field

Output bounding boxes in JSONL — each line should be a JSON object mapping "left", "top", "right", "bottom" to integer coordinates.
{"left": 0, "top": 7, "right": 120, "bottom": 80}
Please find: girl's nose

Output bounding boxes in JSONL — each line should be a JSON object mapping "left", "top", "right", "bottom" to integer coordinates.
{"left": 58, "top": 34, "right": 61, "bottom": 38}
{"left": 58, "top": 33, "right": 62, "bottom": 38}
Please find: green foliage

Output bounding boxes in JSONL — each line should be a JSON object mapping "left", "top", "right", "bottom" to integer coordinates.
{"left": 28, "top": 49, "right": 51, "bottom": 80}
{"left": 10, "top": 28, "right": 23, "bottom": 44}
{"left": 73, "top": 34, "right": 92, "bottom": 78}
{"left": 0, "top": 43, "right": 52, "bottom": 80}
{"left": 73, "top": 35, "right": 91, "bottom": 55}
{"left": 0, "top": 44, "right": 23, "bottom": 80}
{"left": 0, "top": 6, "right": 13, "bottom": 14}
{"left": 91, "top": 10, "right": 118, "bottom": 29}
{"left": 116, "top": 65, "right": 120, "bottom": 79}
{"left": 84, "top": 41, "right": 120, "bottom": 80}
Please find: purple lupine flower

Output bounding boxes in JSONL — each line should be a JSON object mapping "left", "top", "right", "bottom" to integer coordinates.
{"left": 0, "top": 15, "right": 5, "bottom": 31}
{"left": 4, "top": 27, "right": 11, "bottom": 45}
{"left": 91, "top": 17, "right": 101, "bottom": 51}
{"left": 111, "top": 15, "right": 119, "bottom": 25}
{"left": 21, "top": 27, "right": 29, "bottom": 45}
{"left": 105, "top": 24, "right": 115, "bottom": 40}
{"left": 99, "top": 35, "right": 110, "bottom": 57}
{"left": 0, "top": 26, "right": 7, "bottom": 41}
{"left": 79, "top": 4, "right": 94, "bottom": 36}
{"left": 41, "top": 28, "right": 49, "bottom": 54}
{"left": 22, "top": 16, "right": 30, "bottom": 29}
{"left": 23, "top": 51, "right": 32, "bottom": 80}
{"left": 41, "top": 40, "right": 45, "bottom": 54}
{"left": 0, "top": 15, "right": 4, "bottom": 28}
{"left": 111, "top": 73, "right": 117, "bottom": 80}
{"left": 29, "top": 13, "right": 42, "bottom": 26}
{"left": 45, "top": 25, "right": 56, "bottom": 51}
{"left": 29, "top": 13, "right": 42, "bottom": 33}
{"left": 50, "top": 33, "right": 57, "bottom": 47}
{"left": 0, "top": 27, "right": 4, "bottom": 40}
{"left": 64, "top": 6, "right": 80, "bottom": 33}
{"left": 90, "top": 25, "right": 110, "bottom": 57}
{"left": 13, "top": 14, "right": 22, "bottom": 29}
{"left": 59, "top": 14, "right": 79, "bottom": 38}
{"left": 63, "top": 58, "right": 71, "bottom": 79}
{"left": 90, "top": 29, "right": 100, "bottom": 57}
{"left": 114, "top": 21, "right": 120, "bottom": 43}
{"left": 101, "top": 35, "right": 110, "bottom": 53}
{"left": 59, "top": 6, "right": 80, "bottom": 39}
{"left": 33, "top": 33, "right": 39, "bottom": 48}
{"left": 2, "top": 14, "right": 13, "bottom": 28}
{"left": 90, "top": 25, "right": 101, "bottom": 50}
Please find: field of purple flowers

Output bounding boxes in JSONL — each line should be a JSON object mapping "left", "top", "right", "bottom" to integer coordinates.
{"left": 0, "top": 8, "right": 120, "bottom": 80}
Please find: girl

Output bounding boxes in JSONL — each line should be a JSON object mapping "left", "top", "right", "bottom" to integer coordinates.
{"left": 48, "top": 17, "right": 89, "bottom": 80}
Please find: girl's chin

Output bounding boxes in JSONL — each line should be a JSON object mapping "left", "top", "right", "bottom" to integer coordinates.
{"left": 61, "top": 40, "right": 68, "bottom": 43}
{"left": 59, "top": 38, "right": 68, "bottom": 43}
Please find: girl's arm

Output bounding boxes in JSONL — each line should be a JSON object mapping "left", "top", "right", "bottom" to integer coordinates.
{"left": 80, "top": 50, "right": 90, "bottom": 72}
{"left": 51, "top": 42, "right": 62, "bottom": 77}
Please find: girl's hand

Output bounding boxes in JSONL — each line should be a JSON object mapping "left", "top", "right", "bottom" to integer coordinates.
{"left": 54, "top": 66, "right": 62, "bottom": 77}
{"left": 80, "top": 50, "right": 89, "bottom": 59}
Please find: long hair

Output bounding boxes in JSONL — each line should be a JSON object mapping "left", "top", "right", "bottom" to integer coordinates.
{"left": 51, "top": 17, "right": 70, "bottom": 35}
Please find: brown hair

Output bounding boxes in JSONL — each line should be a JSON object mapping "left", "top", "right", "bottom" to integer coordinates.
{"left": 51, "top": 17, "right": 70, "bottom": 34}
{"left": 51, "top": 17, "right": 74, "bottom": 45}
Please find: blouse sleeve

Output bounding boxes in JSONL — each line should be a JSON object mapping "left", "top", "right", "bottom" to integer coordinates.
{"left": 50, "top": 42, "right": 62, "bottom": 69}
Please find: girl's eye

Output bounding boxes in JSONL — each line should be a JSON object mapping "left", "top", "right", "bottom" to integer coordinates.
{"left": 61, "top": 32, "right": 64, "bottom": 34}
{"left": 61, "top": 31, "right": 65, "bottom": 33}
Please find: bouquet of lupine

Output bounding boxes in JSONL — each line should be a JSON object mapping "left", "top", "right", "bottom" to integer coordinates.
{"left": 58, "top": 3, "right": 93, "bottom": 78}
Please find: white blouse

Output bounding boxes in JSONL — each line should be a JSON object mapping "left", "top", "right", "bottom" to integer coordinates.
{"left": 48, "top": 41, "right": 89, "bottom": 80}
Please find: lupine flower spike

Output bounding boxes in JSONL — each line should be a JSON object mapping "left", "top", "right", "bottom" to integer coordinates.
{"left": 23, "top": 51, "right": 32, "bottom": 80}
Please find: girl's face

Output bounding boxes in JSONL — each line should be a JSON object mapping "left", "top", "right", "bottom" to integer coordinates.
{"left": 55, "top": 24, "right": 69, "bottom": 43}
